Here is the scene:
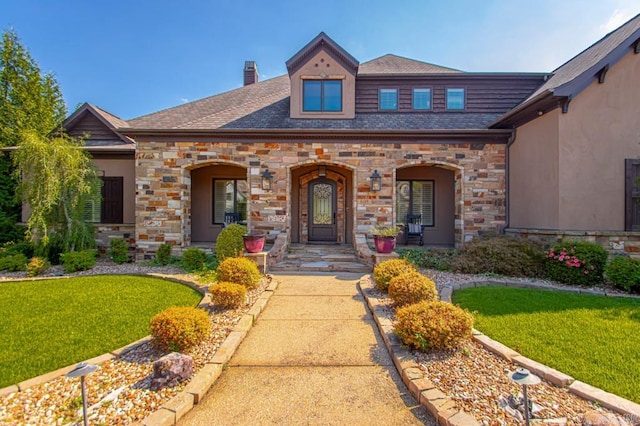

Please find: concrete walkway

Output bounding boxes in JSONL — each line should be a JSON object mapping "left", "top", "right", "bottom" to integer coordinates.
{"left": 180, "top": 272, "right": 435, "bottom": 425}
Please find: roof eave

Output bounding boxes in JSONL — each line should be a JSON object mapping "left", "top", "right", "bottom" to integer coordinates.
{"left": 120, "top": 127, "right": 513, "bottom": 142}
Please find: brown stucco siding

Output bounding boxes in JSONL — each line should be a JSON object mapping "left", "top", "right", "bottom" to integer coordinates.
{"left": 509, "top": 109, "right": 560, "bottom": 229}
{"left": 134, "top": 139, "right": 507, "bottom": 258}
{"left": 557, "top": 51, "right": 640, "bottom": 230}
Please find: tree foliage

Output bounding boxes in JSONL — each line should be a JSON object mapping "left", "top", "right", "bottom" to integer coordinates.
{"left": 0, "top": 29, "right": 67, "bottom": 244}
{"left": 13, "top": 131, "right": 100, "bottom": 255}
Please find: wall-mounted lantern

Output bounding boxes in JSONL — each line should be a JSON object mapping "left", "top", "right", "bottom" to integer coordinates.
{"left": 261, "top": 169, "right": 273, "bottom": 191}
{"left": 370, "top": 170, "right": 382, "bottom": 191}
{"left": 66, "top": 362, "right": 99, "bottom": 426}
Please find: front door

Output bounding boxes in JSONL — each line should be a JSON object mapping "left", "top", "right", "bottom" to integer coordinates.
{"left": 309, "top": 179, "right": 337, "bottom": 241}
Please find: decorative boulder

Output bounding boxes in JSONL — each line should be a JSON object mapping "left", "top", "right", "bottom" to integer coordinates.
{"left": 582, "top": 411, "right": 631, "bottom": 426}
{"left": 150, "top": 352, "right": 194, "bottom": 391}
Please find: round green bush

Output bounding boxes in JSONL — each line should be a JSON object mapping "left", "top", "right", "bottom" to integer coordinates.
{"left": 109, "top": 238, "right": 129, "bottom": 264}
{"left": 394, "top": 301, "right": 474, "bottom": 351}
{"left": 0, "top": 253, "right": 28, "bottom": 272}
{"left": 216, "top": 257, "right": 261, "bottom": 289}
{"left": 182, "top": 247, "right": 207, "bottom": 272}
{"left": 388, "top": 271, "right": 438, "bottom": 307}
{"left": 209, "top": 282, "right": 247, "bottom": 309}
{"left": 544, "top": 241, "right": 608, "bottom": 286}
{"left": 605, "top": 256, "right": 640, "bottom": 293}
{"left": 216, "top": 224, "right": 248, "bottom": 260}
{"left": 150, "top": 306, "right": 210, "bottom": 352}
{"left": 373, "top": 258, "right": 416, "bottom": 292}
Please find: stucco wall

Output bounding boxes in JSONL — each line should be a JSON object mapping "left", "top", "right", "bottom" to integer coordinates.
{"left": 134, "top": 139, "right": 507, "bottom": 258}
{"left": 289, "top": 49, "right": 356, "bottom": 119}
{"left": 509, "top": 109, "right": 560, "bottom": 228}
{"left": 558, "top": 51, "right": 640, "bottom": 230}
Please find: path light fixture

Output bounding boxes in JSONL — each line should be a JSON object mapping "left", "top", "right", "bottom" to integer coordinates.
{"left": 370, "top": 170, "right": 382, "bottom": 191}
{"left": 261, "top": 169, "right": 273, "bottom": 191}
{"left": 508, "top": 367, "right": 541, "bottom": 426}
{"left": 66, "top": 362, "right": 98, "bottom": 426}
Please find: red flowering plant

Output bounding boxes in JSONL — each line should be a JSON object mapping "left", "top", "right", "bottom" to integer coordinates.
{"left": 544, "top": 241, "right": 608, "bottom": 286}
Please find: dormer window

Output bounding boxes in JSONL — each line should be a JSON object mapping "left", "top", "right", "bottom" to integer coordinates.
{"left": 303, "top": 80, "right": 342, "bottom": 112}
{"left": 379, "top": 88, "right": 398, "bottom": 110}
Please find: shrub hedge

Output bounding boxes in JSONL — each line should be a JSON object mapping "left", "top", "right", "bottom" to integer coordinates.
{"left": 60, "top": 250, "right": 96, "bottom": 273}
{"left": 150, "top": 306, "right": 210, "bottom": 352}
{"left": 209, "top": 282, "right": 247, "bottom": 309}
{"left": 156, "top": 243, "right": 172, "bottom": 266}
{"left": 373, "top": 258, "right": 415, "bottom": 292}
{"left": 216, "top": 224, "right": 247, "bottom": 260}
{"left": 388, "top": 271, "right": 437, "bottom": 307}
{"left": 0, "top": 253, "right": 28, "bottom": 272}
{"left": 216, "top": 257, "right": 261, "bottom": 289}
{"left": 544, "top": 241, "right": 608, "bottom": 286}
{"left": 109, "top": 238, "right": 129, "bottom": 264}
{"left": 26, "top": 257, "right": 50, "bottom": 277}
{"left": 605, "top": 255, "right": 640, "bottom": 293}
{"left": 182, "top": 247, "right": 207, "bottom": 272}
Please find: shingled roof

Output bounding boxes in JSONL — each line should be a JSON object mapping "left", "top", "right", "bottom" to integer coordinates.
{"left": 493, "top": 13, "right": 640, "bottom": 127}
{"left": 358, "top": 54, "right": 461, "bottom": 75}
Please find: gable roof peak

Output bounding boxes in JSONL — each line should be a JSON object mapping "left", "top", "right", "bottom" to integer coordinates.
{"left": 286, "top": 32, "right": 359, "bottom": 76}
{"left": 358, "top": 54, "right": 463, "bottom": 75}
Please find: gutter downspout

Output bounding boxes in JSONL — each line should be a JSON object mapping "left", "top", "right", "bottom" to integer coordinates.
{"left": 504, "top": 128, "right": 518, "bottom": 234}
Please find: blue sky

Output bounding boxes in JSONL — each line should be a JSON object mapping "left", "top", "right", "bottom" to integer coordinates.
{"left": 2, "top": 0, "right": 639, "bottom": 120}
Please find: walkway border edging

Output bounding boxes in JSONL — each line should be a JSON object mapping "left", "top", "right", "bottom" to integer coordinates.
{"left": 140, "top": 277, "right": 278, "bottom": 426}
{"left": 358, "top": 276, "right": 478, "bottom": 426}
{"left": 441, "top": 280, "right": 640, "bottom": 418}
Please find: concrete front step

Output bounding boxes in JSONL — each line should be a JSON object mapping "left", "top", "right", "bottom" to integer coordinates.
{"left": 271, "top": 261, "right": 370, "bottom": 273}
{"left": 272, "top": 244, "right": 370, "bottom": 273}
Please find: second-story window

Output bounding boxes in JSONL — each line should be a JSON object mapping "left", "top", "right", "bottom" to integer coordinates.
{"left": 446, "top": 88, "right": 465, "bottom": 110}
{"left": 303, "top": 80, "right": 342, "bottom": 112}
{"left": 413, "top": 88, "right": 431, "bottom": 110}
{"left": 379, "top": 88, "right": 398, "bottom": 110}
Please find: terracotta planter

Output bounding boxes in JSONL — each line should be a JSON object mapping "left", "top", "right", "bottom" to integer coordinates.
{"left": 243, "top": 234, "right": 266, "bottom": 253}
{"left": 373, "top": 235, "right": 396, "bottom": 254}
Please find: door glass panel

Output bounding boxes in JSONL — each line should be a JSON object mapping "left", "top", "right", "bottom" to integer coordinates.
{"left": 313, "top": 183, "right": 332, "bottom": 225}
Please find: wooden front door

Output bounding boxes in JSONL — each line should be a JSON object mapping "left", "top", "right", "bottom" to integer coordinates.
{"left": 308, "top": 179, "right": 337, "bottom": 241}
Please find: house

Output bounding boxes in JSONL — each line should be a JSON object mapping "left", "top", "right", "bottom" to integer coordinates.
{"left": 59, "top": 14, "right": 640, "bottom": 261}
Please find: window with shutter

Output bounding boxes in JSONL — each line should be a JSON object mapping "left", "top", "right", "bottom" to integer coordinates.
{"left": 101, "top": 177, "right": 123, "bottom": 224}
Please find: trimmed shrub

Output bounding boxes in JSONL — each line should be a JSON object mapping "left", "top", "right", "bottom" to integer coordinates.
{"left": 108, "top": 238, "right": 130, "bottom": 264}
{"left": 396, "top": 248, "right": 455, "bottom": 271}
{"left": 216, "top": 224, "right": 247, "bottom": 260}
{"left": 150, "top": 306, "right": 210, "bottom": 352}
{"left": 449, "top": 235, "right": 545, "bottom": 277}
{"left": 216, "top": 257, "right": 261, "bottom": 289}
{"left": 27, "top": 256, "right": 50, "bottom": 277}
{"left": 209, "top": 282, "right": 247, "bottom": 309}
{"left": 182, "top": 247, "right": 207, "bottom": 272}
{"left": 373, "top": 258, "right": 415, "bottom": 292}
{"left": 605, "top": 256, "right": 640, "bottom": 293}
{"left": 544, "top": 241, "right": 608, "bottom": 286}
{"left": 60, "top": 250, "right": 97, "bottom": 273}
{"left": 0, "top": 253, "right": 28, "bottom": 272}
{"left": 156, "top": 243, "right": 172, "bottom": 266}
{"left": 388, "top": 271, "right": 438, "bottom": 307}
{"left": 394, "top": 301, "right": 474, "bottom": 351}
{"left": 1, "top": 241, "right": 34, "bottom": 259}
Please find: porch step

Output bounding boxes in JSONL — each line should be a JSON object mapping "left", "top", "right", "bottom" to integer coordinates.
{"left": 270, "top": 244, "right": 370, "bottom": 273}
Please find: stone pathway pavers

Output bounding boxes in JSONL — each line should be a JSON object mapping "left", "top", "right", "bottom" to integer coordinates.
{"left": 179, "top": 272, "right": 435, "bottom": 425}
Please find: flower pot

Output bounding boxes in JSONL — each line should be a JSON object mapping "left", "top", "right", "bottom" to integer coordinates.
{"left": 243, "top": 234, "right": 266, "bottom": 253}
{"left": 373, "top": 235, "right": 396, "bottom": 254}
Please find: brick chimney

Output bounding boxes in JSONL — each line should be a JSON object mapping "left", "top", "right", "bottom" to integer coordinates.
{"left": 243, "top": 61, "right": 259, "bottom": 86}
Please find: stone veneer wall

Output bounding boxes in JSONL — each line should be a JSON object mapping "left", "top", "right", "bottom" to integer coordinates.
{"left": 134, "top": 140, "right": 506, "bottom": 259}
{"left": 505, "top": 228, "right": 640, "bottom": 259}
{"left": 95, "top": 224, "right": 136, "bottom": 255}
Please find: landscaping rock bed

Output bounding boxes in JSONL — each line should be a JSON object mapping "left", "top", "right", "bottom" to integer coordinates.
{"left": 0, "top": 262, "right": 269, "bottom": 425}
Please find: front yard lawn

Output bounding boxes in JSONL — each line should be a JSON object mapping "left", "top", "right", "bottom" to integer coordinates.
{"left": 0, "top": 275, "right": 201, "bottom": 388}
{"left": 454, "top": 286, "right": 640, "bottom": 403}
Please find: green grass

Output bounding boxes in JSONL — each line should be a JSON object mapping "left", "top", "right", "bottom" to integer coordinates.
{"left": 0, "top": 275, "right": 202, "bottom": 387}
{"left": 453, "top": 286, "right": 640, "bottom": 403}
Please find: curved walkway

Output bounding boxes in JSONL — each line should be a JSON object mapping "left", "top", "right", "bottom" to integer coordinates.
{"left": 179, "top": 272, "right": 435, "bottom": 425}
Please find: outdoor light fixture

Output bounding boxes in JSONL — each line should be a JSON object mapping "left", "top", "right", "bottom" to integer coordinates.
{"left": 508, "top": 367, "right": 541, "bottom": 426}
{"left": 370, "top": 170, "right": 382, "bottom": 191}
{"left": 261, "top": 169, "right": 273, "bottom": 191}
{"left": 66, "top": 362, "right": 99, "bottom": 426}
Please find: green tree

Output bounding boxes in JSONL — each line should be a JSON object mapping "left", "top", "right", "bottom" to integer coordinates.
{"left": 13, "top": 131, "right": 100, "bottom": 256}
{"left": 0, "top": 29, "right": 67, "bottom": 244}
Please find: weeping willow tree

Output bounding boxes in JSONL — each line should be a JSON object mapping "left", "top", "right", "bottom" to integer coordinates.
{"left": 13, "top": 130, "right": 101, "bottom": 256}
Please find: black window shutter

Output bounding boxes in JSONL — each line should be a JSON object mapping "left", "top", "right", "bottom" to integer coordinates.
{"left": 101, "top": 177, "right": 124, "bottom": 223}
{"left": 625, "top": 159, "right": 640, "bottom": 231}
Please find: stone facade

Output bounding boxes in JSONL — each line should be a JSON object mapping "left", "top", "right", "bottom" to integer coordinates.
{"left": 134, "top": 139, "right": 506, "bottom": 259}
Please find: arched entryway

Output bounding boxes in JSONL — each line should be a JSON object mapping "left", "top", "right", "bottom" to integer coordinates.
{"left": 190, "top": 163, "right": 248, "bottom": 243}
{"left": 396, "top": 164, "right": 456, "bottom": 246}
{"left": 291, "top": 164, "right": 353, "bottom": 244}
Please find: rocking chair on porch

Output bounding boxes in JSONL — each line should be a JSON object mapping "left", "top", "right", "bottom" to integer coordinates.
{"left": 223, "top": 212, "right": 240, "bottom": 227}
{"left": 405, "top": 214, "right": 424, "bottom": 246}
